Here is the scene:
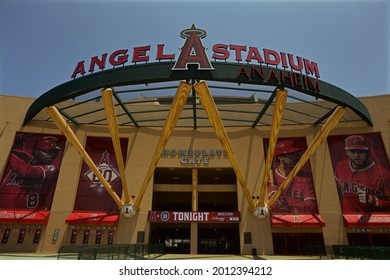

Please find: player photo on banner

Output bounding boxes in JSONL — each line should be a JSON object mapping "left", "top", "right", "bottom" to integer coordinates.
{"left": 327, "top": 133, "right": 390, "bottom": 213}
{"left": 263, "top": 137, "right": 319, "bottom": 214}
{"left": 0, "top": 133, "right": 66, "bottom": 210}
{"left": 73, "top": 137, "right": 128, "bottom": 212}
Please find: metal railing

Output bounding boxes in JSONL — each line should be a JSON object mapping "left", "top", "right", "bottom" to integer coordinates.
{"left": 330, "top": 245, "right": 390, "bottom": 260}
{"left": 57, "top": 245, "right": 85, "bottom": 260}
{"left": 301, "top": 245, "right": 327, "bottom": 258}
{"left": 57, "top": 244, "right": 164, "bottom": 260}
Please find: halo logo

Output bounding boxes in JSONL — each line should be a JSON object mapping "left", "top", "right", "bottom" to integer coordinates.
{"left": 85, "top": 150, "right": 119, "bottom": 194}
{"left": 160, "top": 211, "right": 170, "bottom": 221}
{"left": 172, "top": 24, "right": 214, "bottom": 71}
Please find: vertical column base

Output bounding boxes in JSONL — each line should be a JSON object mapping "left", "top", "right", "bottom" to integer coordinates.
{"left": 190, "top": 222, "right": 198, "bottom": 254}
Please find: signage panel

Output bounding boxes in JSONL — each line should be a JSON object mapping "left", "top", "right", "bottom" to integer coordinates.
{"left": 73, "top": 136, "right": 128, "bottom": 212}
{"left": 343, "top": 214, "right": 390, "bottom": 227}
{"left": 23, "top": 24, "right": 374, "bottom": 128}
{"left": 148, "top": 211, "right": 240, "bottom": 223}
{"left": 271, "top": 214, "right": 325, "bottom": 227}
{"left": 0, "top": 210, "right": 50, "bottom": 224}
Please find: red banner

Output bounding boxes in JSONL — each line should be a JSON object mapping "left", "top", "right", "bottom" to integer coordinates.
{"left": 0, "top": 133, "right": 66, "bottom": 210}
{"left": 271, "top": 214, "right": 325, "bottom": 227}
{"left": 0, "top": 210, "right": 50, "bottom": 223}
{"left": 66, "top": 212, "right": 119, "bottom": 225}
{"left": 327, "top": 133, "right": 390, "bottom": 213}
{"left": 148, "top": 211, "right": 240, "bottom": 223}
{"left": 263, "top": 137, "right": 319, "bottom": 215}
{"left": 73, "top": 137, "right": 128, "bottom": 212}
{"left": 343, "top": 214, "right": 390, "bottom": 227}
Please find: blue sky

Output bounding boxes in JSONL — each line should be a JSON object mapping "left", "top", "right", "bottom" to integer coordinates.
{"left": 1, "top": 0, "right": 389, "bottom": 98}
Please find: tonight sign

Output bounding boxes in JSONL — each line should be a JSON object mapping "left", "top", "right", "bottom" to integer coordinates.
{"left": 71, "top": 24, "right": 320, "bottom": 90}
{"left": 148, "top": 211, "right": 241, "bottom": 223}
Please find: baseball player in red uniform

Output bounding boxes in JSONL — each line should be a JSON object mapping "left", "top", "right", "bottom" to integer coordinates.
{"left": 0, "top": 135, "right": 63, "bottom": 209}
{"left": 335, "top": 135, "right": 390, "bottom": 213}
{"left": 268, "top": 139, "right": 318, "bottom": 214}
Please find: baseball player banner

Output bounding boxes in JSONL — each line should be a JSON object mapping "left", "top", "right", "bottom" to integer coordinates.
{"left": 0, "top": 133, "right": 66, "bottom": 210}
{"left": 73, "top": 136, "right": 128, "bottom": 212}
{"left": 263, "top": 137, "right": 319, "bottom": 214}
{"left": 327, "top": 133, "right": 390, "bottom": 213}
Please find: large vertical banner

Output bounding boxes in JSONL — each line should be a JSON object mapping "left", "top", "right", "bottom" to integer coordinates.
{"left": 264, "top": 137, "right": 319, "bottom": 214}
{"left": 327, "top": 133, "right": 390, "bottom": 213}
{"left": 0, "top": 133, "right": 66, "bottom": 210}
{"left": 73, "top": 137, "right": 128, "bottom": 212}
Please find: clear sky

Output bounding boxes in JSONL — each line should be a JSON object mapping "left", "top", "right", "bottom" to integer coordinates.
{"left": 1, "top": 0, "right": 389, "bottom": 98}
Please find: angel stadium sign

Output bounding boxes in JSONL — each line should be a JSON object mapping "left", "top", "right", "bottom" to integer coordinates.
{"left": 71, "top": 24, "right": 320, "bottom": 92}
{"left": 23, "top": 23, "right": 372, "bottom": 126}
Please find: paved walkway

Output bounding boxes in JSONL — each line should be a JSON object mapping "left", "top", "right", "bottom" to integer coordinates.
{"left": 153, "top": 254, "right": 329, "bottom": 260}
{"left": 0, "top": 253, "right": 329, "bottom": 260}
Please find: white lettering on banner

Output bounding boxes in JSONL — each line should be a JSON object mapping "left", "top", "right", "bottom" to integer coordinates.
{"left": 0, "top": 211, "right": 36, "bottom": 219}
{"left": 173, "top": 212, "right": 210, "bottom": 222}
{"left": 149, "top": 211, "right": 241, "bottom": 223}
{"left": 359, "top": 216, "right": 390, "bottom": 222}
{"left": 352, "top": 228, "right": 372, "bottom": 233}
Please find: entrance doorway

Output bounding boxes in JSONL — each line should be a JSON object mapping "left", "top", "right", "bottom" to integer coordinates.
{"left": 149, "top": 223, "right": 190, "bottom": 254}
{"left": 151, "top": 167, "right": 239, "bottom": 254}
{"left": 272, "top": 233, "right": 325, "bottom": 255}
{"left": 347, "top": 233, "right": 390, "bottom": 246}
{"left": 198, "top": 223, "right": 240, "bottom": 254}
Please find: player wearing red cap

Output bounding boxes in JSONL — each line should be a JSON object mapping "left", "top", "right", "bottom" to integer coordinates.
{"left": 0, "top": 134, "right": 63, "bottom": 209}
{"left": 267, "top": 139, "right": 318, "bottom": 214}
{"left": 334, "top": 135, "right": 390, "bottom": 212}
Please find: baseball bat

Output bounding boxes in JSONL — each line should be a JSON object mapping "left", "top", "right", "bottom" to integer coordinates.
{"left": 194, "top": 81, "right": 256, "bottom": 210}
{"left": 132, "top": 81, "right": 192, "bottom": 210}
{"left": 258, "top": 89, "right": 287, "bottom": 206}
{"left": 268, "top": 106, "right": 346, "bottom": 208}
{"left": 46, "top": 106, "right": 124, "bottom": 208}
{"left": 101, "top": 88, "right": 132, "bottom": 204}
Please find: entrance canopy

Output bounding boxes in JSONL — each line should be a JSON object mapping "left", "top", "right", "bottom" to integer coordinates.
{"left": 0, "top": 210, "right": 50, "bottom": 224}
{"left": 21, "top": 61, "right": 373, "bottom": 215}
{"left": 23, "top": 62, "right": 372, "bottom": 128}
{"left": 66, "top": 212, "right": 119, "bottom": 225}
{"left": 343, "top": 214, "right": 390, "bottom": 227}
{"left": 271, "top": 214, "right": 325, "bottom": 227}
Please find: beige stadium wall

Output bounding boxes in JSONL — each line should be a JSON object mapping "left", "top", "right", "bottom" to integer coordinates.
{"left": 0, "top": 94, "right": 389, "bottom": 254}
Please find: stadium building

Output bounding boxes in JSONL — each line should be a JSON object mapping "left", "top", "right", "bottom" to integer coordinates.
{"left": 0, "top": 25, "right": 389, "bottom": 255}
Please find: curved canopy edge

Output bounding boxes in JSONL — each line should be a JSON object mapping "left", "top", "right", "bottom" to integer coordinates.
{"left": 23, "top": 62, "right": 372, "bottom": 126}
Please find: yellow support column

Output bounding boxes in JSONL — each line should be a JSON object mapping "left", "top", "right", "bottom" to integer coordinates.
{"left": 191, "top": 168, "right": 198, "bottom": 254}
{"left": 192, "top": 168, "right": 198, "bottom": 212}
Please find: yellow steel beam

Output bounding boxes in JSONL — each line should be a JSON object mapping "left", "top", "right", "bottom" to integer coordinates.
{"left": 194, "top": 81, "right": 257, "bottom": 210}
{"left": 132, "top": 81, "right": 192, "bottom": 210}
{"left": 192, "top": 168, "right": 198, "bottom": 211}
{"left": 267, "top": 106, "right": 346, "bottom": 208}
{"left": 101, "top": 88, "right": 132, "bottom": 204}
{"left": 46, "top": 106, "right": 124, "bottom": 208}
{"left": 257, "top": 89, "right": 287, "bottom": 206}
